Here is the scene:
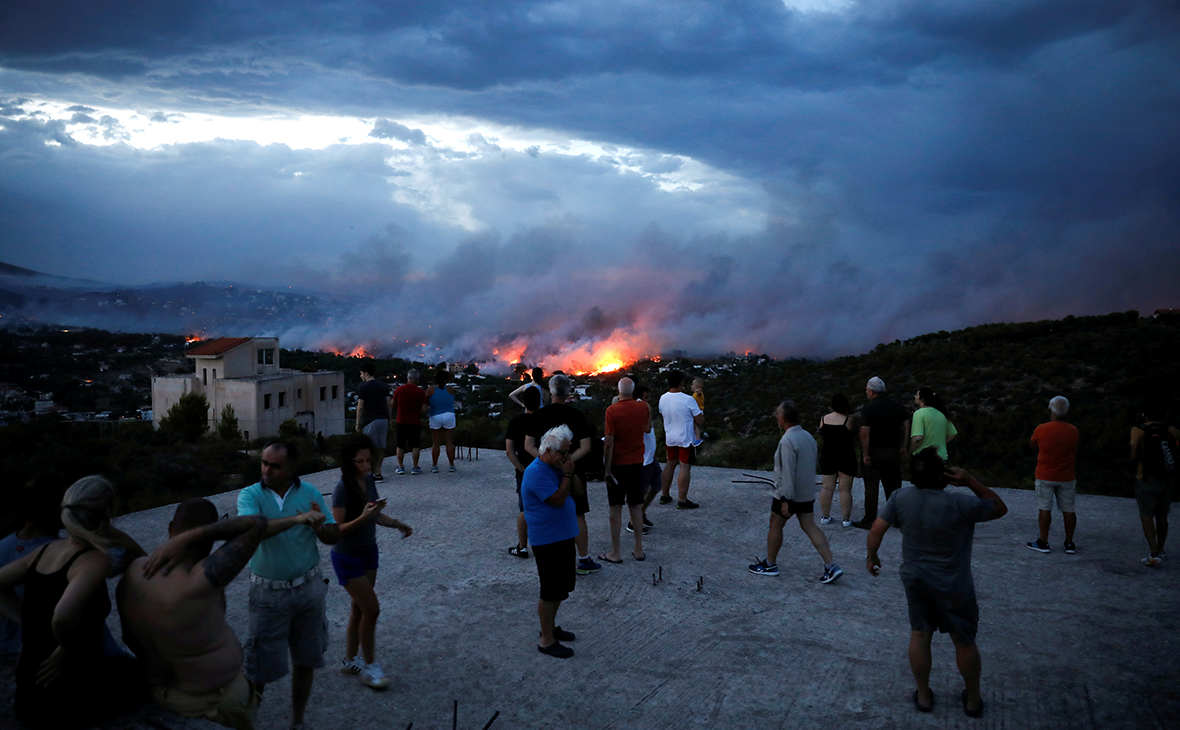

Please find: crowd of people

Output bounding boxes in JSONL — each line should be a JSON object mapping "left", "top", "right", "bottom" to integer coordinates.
{"left": 0, "top": 366, "right": 1174, "bottom": 728}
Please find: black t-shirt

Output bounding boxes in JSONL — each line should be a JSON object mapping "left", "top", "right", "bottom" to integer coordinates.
{"left": 862, "top": 396, "right": 909, "bottom": 450}
{"left": 506, "top": 412, "right": 535, "bottom": 472}
{"left": 357, "top": 379, "right": 390, "bottom": 424}
{"left": 527, "top": 403, "right": 594, "bottom": 472}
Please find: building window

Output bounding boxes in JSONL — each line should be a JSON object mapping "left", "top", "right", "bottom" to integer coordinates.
{"left": 278, "top": 392, "right": 286, "bottom": 408}
{"left": 264, "top": 393, "right": 272, "bottom": 409}
{"left": 257, "top": 348, "right": 274, "bottom": 365}
{"left": 202, "top": 368, "right": 208, "bottom": 385}
{"left": 320, "top": 387, "right": 326, "bottom": 401}
{"left": 297, "top": 388, "right": 302, "bottom": 399}
{"left": 332, "top": 385, "right": 339, "bottom": 399}
{"left": 213, "top": 369, "right": 217, "bottom": 379}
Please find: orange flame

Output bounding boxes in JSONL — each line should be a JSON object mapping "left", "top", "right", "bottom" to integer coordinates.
{"left": 516, "top": 328, "right": 659, "bottom": 376}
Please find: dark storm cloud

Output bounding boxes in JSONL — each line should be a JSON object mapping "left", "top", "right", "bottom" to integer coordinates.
{"left": 0, "top": 1, "right": 1177, "bottom": 361}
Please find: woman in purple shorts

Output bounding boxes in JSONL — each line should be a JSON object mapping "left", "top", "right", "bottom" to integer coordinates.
{"left": 332, "top": 435, "right": 413, "bottom": 690}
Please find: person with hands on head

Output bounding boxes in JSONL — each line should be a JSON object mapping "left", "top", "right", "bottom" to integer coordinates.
{"left": 331, "top": 435, "right": 413, "bottom": 690}
{"left": 509, "top": 367, "right": 547, "bottom": 410}
{"left": 235, "top": 439, "right": 339, "bottom": 730}
{"left": 0, "top": 475, "right": 149, "bottom": 730}
{"left": 118, "top": 498, "right": 320, "bottom": 729}
{"left": 865, "top": 449, "right": 1007, "bottom": 719}
{"left": 521, "top": 425, "right": 580, "bottom": 658}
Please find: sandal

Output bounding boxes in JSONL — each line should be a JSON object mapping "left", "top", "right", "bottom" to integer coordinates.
{"left": 598, "top": 553, "right": 623, "bottom": 564}
{"left": 912, "top": 689, "right": 933, "bottom": 712}
{"left": 632, "top": 551, "right": 646, "bottom": 562}
{"left": 960, "top": 689, "right": 983, "bottom": 718}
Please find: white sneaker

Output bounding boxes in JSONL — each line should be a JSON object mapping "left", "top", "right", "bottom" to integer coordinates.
{"left": 340, "top": 657, "right": 363, "bottom": 675}
{"left": 820, "top": 516, "right": 832, "bottom": 525}
{"left": 842, "top": 519, "right": 853, "bottom": 528}
{"left": 360, "top": 662, "right": 390, "bottom": 689}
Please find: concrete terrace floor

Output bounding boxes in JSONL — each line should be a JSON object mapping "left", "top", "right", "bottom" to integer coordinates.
{"left": 6, "top": 454, "right": 1179, "bottom": 730}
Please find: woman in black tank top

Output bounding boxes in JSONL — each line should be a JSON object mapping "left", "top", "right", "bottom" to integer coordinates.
{"left": 818, "top": 393, "right": 859, "bottom": 526}
{"left": 0, "top": 475, "right": 147, "bottom": 729}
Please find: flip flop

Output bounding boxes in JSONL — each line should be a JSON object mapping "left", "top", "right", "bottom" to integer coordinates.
{"left": 598, "top": 553, "right": 623, "bottom": 564}
{"left": 913, "top": 689, "right": 933, "bottom": 712}
{"left": 960, "top": 689, "right": 983, "bottom": 718}
{"left": 632, "top": 551, "right": 646, "bottom": 562}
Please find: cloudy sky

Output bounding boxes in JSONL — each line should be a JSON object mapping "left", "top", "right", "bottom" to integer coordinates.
{"left": 1, "top": 1, "right": 1177, "bottom": 368}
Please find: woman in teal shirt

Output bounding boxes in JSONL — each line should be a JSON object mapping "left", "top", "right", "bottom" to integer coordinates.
{"left": 910, "top": 387, "right": 957, "bottom": 460}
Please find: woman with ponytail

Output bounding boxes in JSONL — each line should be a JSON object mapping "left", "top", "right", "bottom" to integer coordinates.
{"left": 331, "top": 434, "right": 413, "bottom": 690}
{"left": 909, "top": 387, "right": 958, "bottom": 460}
{"left": 0, "top": 475, "right": 147, "bottom": 729}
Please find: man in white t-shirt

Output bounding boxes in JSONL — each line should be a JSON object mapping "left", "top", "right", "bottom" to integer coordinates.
{"left": 658, "top": 370, "right": 705, "bottom": 509}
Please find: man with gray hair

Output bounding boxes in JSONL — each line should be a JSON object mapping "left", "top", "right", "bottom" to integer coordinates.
{"left": 1026, "top": 396, "right": 1079, "bottom": 554}
{"left": 526, "top": 374, "right": 599, "bottom": 575}
{"left": 522, "top": 425, "right": 580, "bottom": 658}
{"left": 749, "top": 401, "right": 843, "bottom": 583}
{"left": 601, "top": 377, "right": 650, "bottom": 563}
{"left": 392, "top": 369, "right": 428, "bottom": 475}
{"left": 854, "top": 376, "right": 910, "bottom": 529}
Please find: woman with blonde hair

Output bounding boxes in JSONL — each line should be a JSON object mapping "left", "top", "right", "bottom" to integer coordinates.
{"left": 0, "top": 475, "right": 147, "bottom": 729}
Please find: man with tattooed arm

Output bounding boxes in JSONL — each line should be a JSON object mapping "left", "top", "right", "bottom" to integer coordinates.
{"left": 118, "top": 496, "right": 325, "bottom": 729}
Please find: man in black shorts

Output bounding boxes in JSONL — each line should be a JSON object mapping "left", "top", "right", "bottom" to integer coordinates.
{"left": 525, "top": 374, "right": 599, "bottom": 575}
{"left": 749, "top": 401, "right": 842, "bottom": 583}
{"left": 866, "top": 449, "right": 1008, "bottom": 717}
{"left": 600, "top": 377, "right": 650, "bottom": 563}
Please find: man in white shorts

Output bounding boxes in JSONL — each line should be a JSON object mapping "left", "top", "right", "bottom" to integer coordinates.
{"left": 1025, "top": 396, "right": 1079, "bottom": 554}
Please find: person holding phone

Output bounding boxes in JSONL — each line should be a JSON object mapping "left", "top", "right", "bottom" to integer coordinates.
{"left": 331, "top": 435, "right": 413, "bottom": 690}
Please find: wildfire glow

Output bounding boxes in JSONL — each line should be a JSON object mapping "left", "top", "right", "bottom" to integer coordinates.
{"left": 495, "top": 328, "right": 659, "bottom": 376}
{"left": 184, "top": 336, "right": 201, "bottom": 344}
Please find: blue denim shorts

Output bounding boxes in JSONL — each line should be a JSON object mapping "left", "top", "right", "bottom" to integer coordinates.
{"left": 330, "top": 545, "right": 379, "bottom": 585}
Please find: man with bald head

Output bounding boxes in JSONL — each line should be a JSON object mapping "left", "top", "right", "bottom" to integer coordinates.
{"left": 600, "top": 377, "right": 651, "bottom": 563}
{"left": 120, "top": 498, "right": 325, "bottom": 729}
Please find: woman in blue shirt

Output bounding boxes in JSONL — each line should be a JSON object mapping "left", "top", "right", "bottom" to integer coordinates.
{"left": 425, "top": 368, "right": 459, "bottom": 473}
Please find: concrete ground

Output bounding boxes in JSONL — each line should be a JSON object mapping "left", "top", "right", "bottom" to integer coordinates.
{"left": 4, "top": 453, "right": 1178, "bottom": 729}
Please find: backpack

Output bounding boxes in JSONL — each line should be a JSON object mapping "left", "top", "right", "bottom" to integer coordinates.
{"left": 1138, "top": 423, "right": 1178, "bottom": 481}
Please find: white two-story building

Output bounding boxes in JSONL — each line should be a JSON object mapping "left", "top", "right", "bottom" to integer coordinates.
{"left": 152, "top": 337, "right": 345, "bottom": 440}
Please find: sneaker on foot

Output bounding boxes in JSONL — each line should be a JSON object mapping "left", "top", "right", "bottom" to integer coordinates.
{"left": 360, "top": 663, "right": 390, "bottom": 689}
{"left": 820, "top": 515, "right": 832, "bottom": 525}
{"left": 643, "top": 516, "right": 654, "bottom": 527}
{"left": 410, "top": 466, "right": 422, "bottom": 475}
{"left": 537, "top": 642, "right": 574, "bottom": 658}
{"left": 1025, "top": 539, "right": 1050, "bottom": 554}
{"left": 430, "top": 465, "right": 439, "bottom": 473}
{"left": 341, "top": 657, "right": 364, "bottom": 675}
{"left": 842, "top": 519, "right": 853, "bottom": 528}
{"left": 577, "top": 557, "right": 602, "bottom": 574}
{"left": 821, "top": 565, "right": 844, "bottom": 584}
{"left": 677, "top": 499, "right": 700, "bottom": 510}
{"left": 373, "top": 474, "right": 384, "bottom": 482}
{"left": 748, "top": 558, "right": 779, "bottom": 576}
{"left": 553, "top": 626, "right": 576, "bottom": 642}
{"left": 1064, "top": 540, "right": 1077, "bottom": 555}
{"left": 1142, "top": 554, "right": 1162, "bottom": 567}
{"left": 625, "top": 522, "right": 651, "bottom": 535}
{"left": 448, "top": 464, "right": 457, "bottom": 473}
{"left": 508, "top": 545, "right": 529, "bottom": 558}
{"left": 658, "top": 495, "right": 673, "bottom": 505}
{"left": 1157, "top": 550, "right": 1167, "bottom": 560}
{"left": 395, "top": 467, "right": 406, "bottom": 475}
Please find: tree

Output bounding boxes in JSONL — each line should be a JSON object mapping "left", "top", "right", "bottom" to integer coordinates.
{"left": 160, "top": 392, "right": 210, "bottom": 442}
{"left": 278, "top": 418, "right": 308, "bottom": 439}
{"left": 216, "top": 404, "right": 240, "bottom": 442}
{"left": 465, "top": 362, "right": 480, "bottom": 375}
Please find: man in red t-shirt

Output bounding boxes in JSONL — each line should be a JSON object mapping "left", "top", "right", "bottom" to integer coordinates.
{"left": 392, "top": 369, "right": 428, "bottom": 475}
{"left": 1025, "top": 396, "right": 1079, "bottom": 554}
{"left": 600, "top": 377, "right": 651, "bottom": 564}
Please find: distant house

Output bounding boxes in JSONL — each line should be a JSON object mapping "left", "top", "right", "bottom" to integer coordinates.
{"left": 151, "top": 336, "right": 345, "bottom": 440}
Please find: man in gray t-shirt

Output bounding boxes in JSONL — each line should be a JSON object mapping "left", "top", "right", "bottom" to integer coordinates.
{"left": 866, "top": 449, "right": 1007, "bottom": 718}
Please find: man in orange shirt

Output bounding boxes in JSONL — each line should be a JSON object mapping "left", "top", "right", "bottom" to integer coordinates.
{"left": 1025, "top": 396, "right": 1079, "bottom": 554}
{"left": 600, "top": 377, "right": 651, "bottom": 563}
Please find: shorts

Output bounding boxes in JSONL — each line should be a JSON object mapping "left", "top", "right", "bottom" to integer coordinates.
{"left": 770, "top": 497, "right": 814, "bottom": 516}
{"left": 571, "top": 472, "right": 590, "bottom": 515}
{"left": 516, "top": 469, "right": 525, "bottom": 512}
{"left": 902, "top": 575, "right": 979, "bottom": 644}
{"left": 1034, "top": 479, "right": 1077, "bottom": 512}
{"left": 330, "top": 545, "right": 379, "bottom": 585}
{"left": 244, "top": 574, "right": 329, "bottom": 685}
{"left": 151, "top": 670, "right": 260, "bottom": 730}
{"left": 666, "top": 445, "right": 694, "bottom": 464}
{"left": 429, "top": 412, "right": 456, "bottom": 430}
{"left": 607, "top": 464, "right": 645, "bottom": 506}
{"left": 532, "top": 538, "right": 576, "bottom": 602}
{"left": 1135, "top": 478, "right": 1173, "bottom": 518}
{"left": 643, "top": 462, "right": 662, "bottom": 494}
{"left": 362, "top": 419, "right": 388, "bottom": 451}
{"left": 396, "top": 423, "right": 422, "bottom": 450}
